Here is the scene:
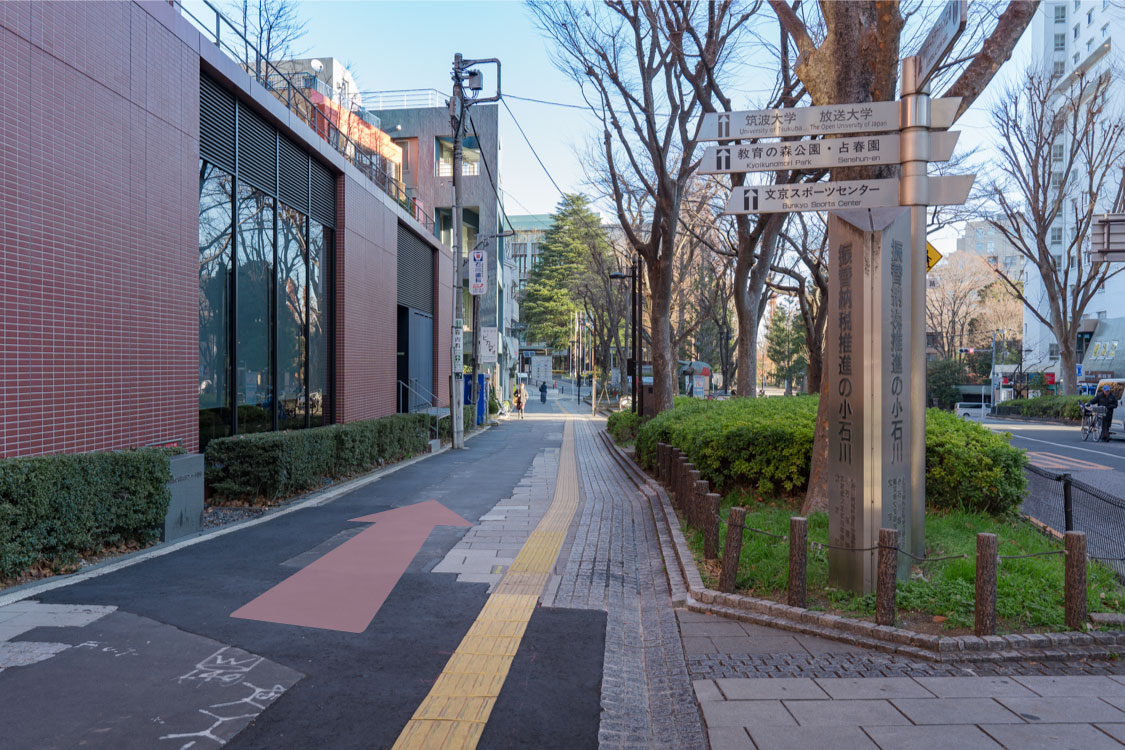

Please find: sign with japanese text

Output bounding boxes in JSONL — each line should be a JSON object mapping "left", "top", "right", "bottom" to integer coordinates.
{"left": 699, "top": 99, "right": 960, "bottom": 142}
{"left": 700, "top": 131, "right": 959, "bottom": 174}
{"left": 480, "top": 326, "right": 498, "bottom": 364}
{"left": 724, "top": 179, "right": 899, "bottom": 214}
{"left": 453, "top": 327, "right": 463, "bottom": 372}
{"left": 916, "top": 0, "right": 967, "bottom": 87}
{"left": 469, "top": 250, "right": 487, "bottom": 296}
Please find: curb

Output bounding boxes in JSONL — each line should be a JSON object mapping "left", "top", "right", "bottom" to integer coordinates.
{"left": 0, "top": 425, "right": 492, "bottom": 608}
{"left": 597, "top": 432, "right": 1125, "bottom": 664}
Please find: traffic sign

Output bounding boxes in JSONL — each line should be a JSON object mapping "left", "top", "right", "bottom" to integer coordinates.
{"left": 469, "top": 250, "right": 486, "bottom": 295}
{"left": 722, "top": 175, "right": 973, "bottom": 215}
{"left": 926, "top": 242, "right": 943, "bottom": 272}
{"left": 699, "top": 98, "right": 960, "bottom": 141}
{"left": 699, "top": 131, "right": 959, "bottom": 174}
{"left": 916, "top": 0, "right": 967, "bottom": 88}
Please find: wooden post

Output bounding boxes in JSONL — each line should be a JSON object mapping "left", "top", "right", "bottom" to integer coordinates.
{"left": 788, "top": 516, "right": 808, "bottom": 608}
{"left": 687, "top": 471, "right": 701, "bottom": 525}
{"left": 974, "top": 533, "right": 998, "bottom": 637}
{"left": 875, "top": 528, "right": 898, "bottom": 627}
{"left": 656, "top": 443, "right": 665, "bottom": 482}
{"left": 1065, "top": 531, "right": 1087, "bottom": 631}
{"left": 718, "top": 507, "right": 747, "bottom": 593}
{"left": 677, "top": 459, "right": 690, "bottom": 511}
{"left": 693, "top": 478, "right": 707, "bottom": 528}
{"left": 704, "top": 493, "right": 721, "bottom": 560}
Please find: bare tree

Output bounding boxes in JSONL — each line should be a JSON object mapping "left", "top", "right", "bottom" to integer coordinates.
{"left": 769, "top": 0, "right": 1039, "bottom": 513}
{"left": 230, "top": 0, "right": 308, "bottom": 69}
{"left": 529, "top": 1, "right": 759, "bottom": 413}
{"left": 773, "top": 212, "right": 828, "bottom": 393}
{"left": 924, "top": 252, "right": 995, "bottom": 360}
{"left": 986, "top": 67, "right": 1125, "bottom": 395}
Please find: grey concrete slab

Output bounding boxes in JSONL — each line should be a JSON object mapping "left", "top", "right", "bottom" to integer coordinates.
{"left": 863, "top": 725, "right": 1003, "bottom": 750}
{"left": 739, "top": 623, "right": 797, "bottom": 638}
{"left": 680, "top": 622, "right": 751, "bottom": 637}
{"left": 716, "top": 678, "right": 830, "bottom": 701}
{"left": 1105, "top": 696, "right": 1125, "bottom": 713}
{"left": 700, "top": 700, "right": 797, "bottom": 728}
{"left": 682, "top": 636, "right": 718, "bottom": 655}
{"left": 981, "top": 723, "right": 1125, "bottom": 750}
{"left": 749, "top": 725, "right": 879, "bottom": 750}
{"left": 892, "top": 697, "right": 1024, "bottom": 725}
{"left": 710, "top": 636, "right": 758, "bottom": 652}
{"left": 1015, "top": 676, "right": 1125, "bottom": 698}
{"left": 706, "top": 727, "right": 755, "bottom": 750}
{"left": 694, "top": 679, "right": 723, "bottom": 702}
{"left": 815, "top": 677, "right": 936, "bottom": 700}
{"left": 795, "top": 633, "right": 874, "bottom": 655}
{"left": 913, "top": 676, "right": 1038, "bottom": 698}
{"left": 726, "top": 637, "right": 810, "bottom": 655}
{"left": 998, "top": 696, "right": 1125, "bottom": 724}
{"left": 1095, "top": 724, "right": 1125, "bottom": 743}
{"left": 784, "top": 699, "right": 910, "bottom": 726}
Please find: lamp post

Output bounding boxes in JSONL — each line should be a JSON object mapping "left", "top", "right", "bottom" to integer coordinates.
{"left": 609, "top": 257, "right": 640, "bottom": 413}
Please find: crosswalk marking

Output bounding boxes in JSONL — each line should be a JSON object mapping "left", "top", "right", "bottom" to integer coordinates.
{"left": 1026, "top": 451, "right": 1111, "bottom": 471}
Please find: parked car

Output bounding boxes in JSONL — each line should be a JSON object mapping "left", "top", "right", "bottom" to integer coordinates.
{"left": 955, "top": 402, "right": 990, "bottom": 420}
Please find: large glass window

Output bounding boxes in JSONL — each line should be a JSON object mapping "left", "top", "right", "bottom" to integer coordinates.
{"left": 199, "top": 162, "right": 234, "bottom": 447}
{"left": 236, "top": 185, "right": 275, "bottom": 434}
{"left": 309, "top": 220, "right": 331, "bottom": 426}
{"left": 277, "top": 205, "right": 307, "bottom": 430}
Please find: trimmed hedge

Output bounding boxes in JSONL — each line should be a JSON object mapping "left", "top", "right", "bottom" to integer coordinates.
{"left": 636, "top": 396, "right": 1027, "bottom": 516}
{"left": 606, "top": 410, "right": 642, "bottom": 443}
{"left": 206, "top": 412, "right": 441, "bottom": 503}
{"left": 994, "top": 395, "right": 1090, "bottom": 421}
{"left": 0, "top": 449, "right": 172, "bottom": 578}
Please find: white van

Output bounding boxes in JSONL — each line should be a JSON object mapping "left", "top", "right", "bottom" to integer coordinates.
{"left": 955, "top": 402, "right": 990, "bottom": 420}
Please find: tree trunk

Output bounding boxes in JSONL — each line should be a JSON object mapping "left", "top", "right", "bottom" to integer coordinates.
{"left": 802, "top": 370, "right": 830, "bottom": 514}
{"left": 648, "top": 254, "right": 676, "bottom": 412}
{"left": 1058, "top": 338, "right": 1079, "bottom": 396}
{"left": 733, "top": 243, "right": 756, "bottom": 396}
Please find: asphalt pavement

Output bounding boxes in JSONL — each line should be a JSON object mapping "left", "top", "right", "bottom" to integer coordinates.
{"left": 983, "top": 416, "right": 1125, "bottom": 497}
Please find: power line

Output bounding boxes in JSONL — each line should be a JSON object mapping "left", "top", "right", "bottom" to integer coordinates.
{"left": 500, "top": 97, "right": 570, "bottom": 201}
{"left": 468, "top": 111, "right": 516, "bottom": 234}
{"left": 504, "top": 93, "right": 592, "bottom": 111}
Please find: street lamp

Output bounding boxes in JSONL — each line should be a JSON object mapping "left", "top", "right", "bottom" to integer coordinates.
{"left": 609, "top": 257, "right": 640, "bottom": 414}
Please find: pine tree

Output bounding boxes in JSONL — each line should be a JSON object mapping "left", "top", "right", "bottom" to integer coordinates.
{"left": 765, "top": 303, "right": 807, "bottom": 395}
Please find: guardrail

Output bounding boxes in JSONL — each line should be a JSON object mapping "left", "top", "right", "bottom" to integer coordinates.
{"left": 174, "top": 0, "right": 435, "bottom": 233}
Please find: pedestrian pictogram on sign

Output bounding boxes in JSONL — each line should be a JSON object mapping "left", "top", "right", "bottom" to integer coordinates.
{"left": 926, "top": 242, "right": 943, "bottom": 272}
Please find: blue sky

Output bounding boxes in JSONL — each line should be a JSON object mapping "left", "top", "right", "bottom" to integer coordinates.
{"left": 294, "top": 1, "right": 1033, "bottom": 252}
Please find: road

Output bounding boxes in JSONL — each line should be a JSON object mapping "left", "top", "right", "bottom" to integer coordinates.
{"left": 981, "top": 417, "right": 1125, "bottom": 496}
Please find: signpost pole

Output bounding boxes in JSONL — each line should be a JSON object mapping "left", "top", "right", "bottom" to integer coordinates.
{"left": 449, "top": 54, "right": 466, "bottom": 450}
{"left": 900, "top": 55, "right": 930, "bottom": 564}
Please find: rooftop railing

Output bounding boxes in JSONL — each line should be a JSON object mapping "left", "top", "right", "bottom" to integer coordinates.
{"left": 362, "top": 89, "right": 446, "bottom": 110}
{"left": 175, "top": 0, "right": 435, "bottom": 233}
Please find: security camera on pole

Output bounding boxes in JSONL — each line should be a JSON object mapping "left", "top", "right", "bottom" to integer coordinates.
{"left": 449, "top": 53, "right": 501, "bottom": 449}
{"left": 700, "top": 0, "right": 971, "bottom": 594}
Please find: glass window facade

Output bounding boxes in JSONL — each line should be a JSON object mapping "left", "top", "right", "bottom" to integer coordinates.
{"left": 198, "top": 160, "right": 333, "bottom": 448}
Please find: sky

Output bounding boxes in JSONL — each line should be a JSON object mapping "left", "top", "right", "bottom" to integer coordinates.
{"left": 292, "top": 0, "right": 1037, "bottom": 255}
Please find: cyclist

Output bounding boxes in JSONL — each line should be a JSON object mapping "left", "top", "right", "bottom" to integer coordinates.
{"left": 1091, "top": 383, "right": 1118, "bottom": 442}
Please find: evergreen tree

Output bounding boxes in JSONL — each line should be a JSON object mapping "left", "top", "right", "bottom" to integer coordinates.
{"left": 765, "top": 303, "right": 807, "bottom": 395}
{"left": 520, "top": 194, "right": 608, "bottom": 350}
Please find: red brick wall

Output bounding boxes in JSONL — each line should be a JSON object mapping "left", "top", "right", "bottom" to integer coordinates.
{"left": 0, "top": 1, "right": 199, "bottom": 457}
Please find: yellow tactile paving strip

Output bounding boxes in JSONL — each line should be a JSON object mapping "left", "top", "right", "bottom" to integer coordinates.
{"left": 393, "top": 421, "right": 579, "bottom": 750}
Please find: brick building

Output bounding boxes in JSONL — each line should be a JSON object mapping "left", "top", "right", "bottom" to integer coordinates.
{"left": 0, "top": 1, "right": 451, "bottom": 458}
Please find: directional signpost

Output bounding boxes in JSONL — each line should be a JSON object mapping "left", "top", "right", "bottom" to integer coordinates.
{"left": 702, "top": 8, "right": 971, "bottom": 594}
{"left": 469, "top": 250, "right": 487, "bottom": 296}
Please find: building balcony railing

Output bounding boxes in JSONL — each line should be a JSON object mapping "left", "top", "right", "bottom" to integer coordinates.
{"left": 362, "top": 89, "right": 445, "bottom": 110}
{"left": 175, "top": 0, "right": 434, "bottom": 233}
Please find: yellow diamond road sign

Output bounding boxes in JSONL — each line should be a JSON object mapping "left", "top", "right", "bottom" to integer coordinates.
{"left": 926, "top": 242, "right": 943, "bottom": 272}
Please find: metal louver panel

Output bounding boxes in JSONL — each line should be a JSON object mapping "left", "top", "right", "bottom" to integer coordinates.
{"left": 278, "top": 135, "right": 309, "bottom": 212}
{"left": 397, "top": 224, "right": 434, "bottom": 313}
{"left": 199, "top": 74, "right": 235, "bottom": 171}
{"left": 310, "top": 158, "right": 336, "bottom": 228}
{"left": 237, "top": 102, "right": 277, "bottom": 193}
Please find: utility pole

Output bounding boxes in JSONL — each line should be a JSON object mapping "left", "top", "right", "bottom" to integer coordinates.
{"left": 448, "top": 53, "right": 500, "bottom": 449}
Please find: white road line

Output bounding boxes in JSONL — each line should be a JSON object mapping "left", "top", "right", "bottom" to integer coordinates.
{"left": 0, "top": 428, "right": 491, "bottom": 609}
{"left": 987, "top": 427, "right": 1124, "bottom": 461}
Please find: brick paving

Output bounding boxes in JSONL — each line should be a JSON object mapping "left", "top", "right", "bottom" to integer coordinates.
{"left": 548, "top": 414, "right": 707, "bottom": 750}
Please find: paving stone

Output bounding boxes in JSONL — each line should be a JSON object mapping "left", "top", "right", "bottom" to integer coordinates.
{"left": 998, "top": 696, "right": 1125, "bottom": 724}
{"left": 705, "top": 727, "right": 755, "bottom": 750}
{"left": 891, "top": 697, "right": 1023, "bottom": 725}
{"left": 693, "top": 679, "right": 723, "bottom": 702}
{"left": 682, "top": 637, "right": 718, "bottom": 655}
{"left": 1095, "top": 723, "right": 1125, "bottom": 743}
{"left": 980, "top": 722, "right": 1125, "bottom": 749}
{"left": 699, "top": 699, "right": 796, "bottom": 728}
{"left": 1013, "top": 675, "right": 1125, "bottom": 698}
{"left": 863, "top": 725, "right": 1004, "bottom": 750}
{"left": 783, "top": 698, "right": 910, "bottom": 726}
{"left": 814, "top": 677, "right": 935, "bottom": 700}
{"left": 913, "top": 676, "right": 1038, "bottom": 698}
{"left": 680, "top": 622, "right": 750, "bottom": 638}
{"left": 715, "top": 678, "right": 829, "bottom": 700}
{"left": 749, "top": 725, "right": 879, "bottom": 750}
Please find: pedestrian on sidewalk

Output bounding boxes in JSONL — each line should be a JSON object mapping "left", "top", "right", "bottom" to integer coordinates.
{"left": 514, "top": 384, "right": 527, "bottom": 419}
{"left": 539, "top": 381, "right": 548, "bottom": 404}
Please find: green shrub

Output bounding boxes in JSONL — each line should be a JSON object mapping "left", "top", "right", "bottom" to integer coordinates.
{"left": 606, "top": 410, "right": 642, "bottom": 443}
{"left": 0, "top": 449, "right": 172, "bottom": 578}
{"left": 925, "top": 409, "right": 1027, "bottom": 516}
{"left": 205, "top": 413, "right": 433, "bottom": 503}
{"left": 438, "top": 406, "right": 478, "bottom": 439}
{"left": 637, "top": 396, "right": 1027, "bottom": 516}
{"left": 488, "top": 395, "right": 501, "bottom": 415}
{"left": 994, "top": 395, "right": 1089, "bottom": 421}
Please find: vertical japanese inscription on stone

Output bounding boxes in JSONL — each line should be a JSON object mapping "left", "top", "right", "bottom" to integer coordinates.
{"left": 882, "top": 223, "right": 911, "bottom": 578}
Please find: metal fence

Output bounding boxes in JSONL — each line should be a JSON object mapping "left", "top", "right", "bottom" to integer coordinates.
{"left": 1023, "top": 465, "right": 1125, "bottom": 579}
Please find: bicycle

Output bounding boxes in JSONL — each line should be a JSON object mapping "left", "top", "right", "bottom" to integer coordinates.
{"left": 1081, "top": 404, "right": 1106, "bottom": 442}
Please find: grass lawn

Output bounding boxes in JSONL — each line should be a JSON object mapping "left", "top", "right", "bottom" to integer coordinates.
{"left": 686, "top": 497, "right": 1125, "bottom": 634}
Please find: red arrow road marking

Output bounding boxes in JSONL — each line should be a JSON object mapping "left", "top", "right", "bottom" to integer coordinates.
{"left": 231, "top": 500, "right": 472, "bottom": 633}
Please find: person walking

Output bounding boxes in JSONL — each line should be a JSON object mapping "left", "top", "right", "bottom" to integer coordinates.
{"left": 539, "top": 381, "right": 548, "bottom": 404}
{"left": 1092, "top": 383, "right": 1118, "bottom": 441}
{"left": 513, "top": 383, "right": 526, "bottom": 419}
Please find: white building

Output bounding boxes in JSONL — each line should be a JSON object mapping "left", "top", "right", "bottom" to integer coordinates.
{"left": 1024, "top": 1, "right": 1125, "bottom": 374}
